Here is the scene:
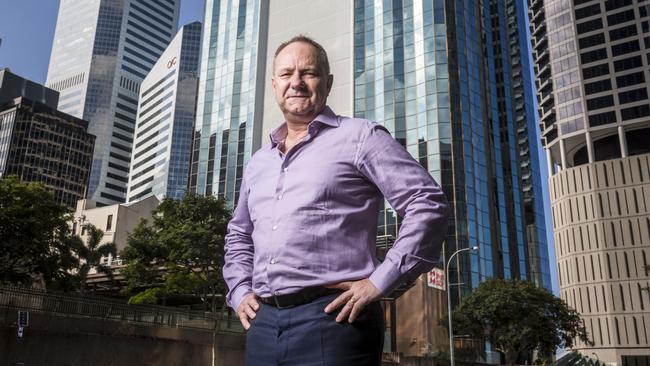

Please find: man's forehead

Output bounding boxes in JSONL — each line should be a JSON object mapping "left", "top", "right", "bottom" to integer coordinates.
{"left": 273, "top": 43, "right": 322, "bottom": 71}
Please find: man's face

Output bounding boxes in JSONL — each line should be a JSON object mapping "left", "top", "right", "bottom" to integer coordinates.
{"left": 272, "top": 42, "right": 333, "bottom": 123}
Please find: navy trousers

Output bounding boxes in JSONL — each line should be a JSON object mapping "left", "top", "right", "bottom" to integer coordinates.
{"left": 245, "top": 293, "right": 384, "bottom": 366}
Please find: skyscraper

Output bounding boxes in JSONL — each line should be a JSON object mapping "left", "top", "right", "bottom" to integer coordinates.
{"left": 127, "top": 22, "right": 202, "bottom": 203}
{"left": 46, "top": 0, "right": 180, "bottom": 206}
{"left": 192, "top": 0, "right": 550, "bottom": 361}
{"left": 0, "top": 69, "right": 95, "bottom": 210}
{"left": 529, "top": 0, "right": 650, "bottom": 363}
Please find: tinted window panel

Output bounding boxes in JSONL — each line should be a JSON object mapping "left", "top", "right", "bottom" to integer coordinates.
{"left": 581, "top": 48, "right": 608, "bottom": 63}
{"left": 607, "top": 10, "right": 635, "bottom": 26}
{"left": 587, "top": 95, "right": 615, "bottom": 110}
{"left": 613, "top": 55, "right": 642, "bottom": 71}
{"left": 611, "top": 40, "right": 640, "bottom": 56}
{"left": 621, "top": 104, "right": 650, "bottom": 120}
{"left": 616, "top": 72, "right": 645, "bottom": 87}
{"left": 577, "top": 18, "right": 604, "bottom": 34}
{"left": 579, "top": 33, "right": 606, "bottom": 49}
{"left": 585, "top": 79, "right": 613, "bottom": 95}
{"left": 583, "top": 63, "right": 610, "bottom": 79}
{"left": 589, "top": 111, "right": 617, "bottom": 127}
{"left": 618, "top": 88, "right": 648, "bottom": 104}
{"left": 575, "top": 4, "right": 601, "bottom": 19}
{"left": 609, "top": 24, "right": 638, "bottom": 41}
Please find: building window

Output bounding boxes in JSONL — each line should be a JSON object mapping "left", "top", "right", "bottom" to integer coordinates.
{"left": 106, "top": 214, "right": 113, "bottom": 231}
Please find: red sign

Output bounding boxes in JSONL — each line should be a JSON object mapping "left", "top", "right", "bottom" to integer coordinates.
{"left": 427, "top": 268, "right": 446, "bottom": 290}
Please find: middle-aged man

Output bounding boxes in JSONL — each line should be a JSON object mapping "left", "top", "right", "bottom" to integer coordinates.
{"left": 224, "top": 35, "right": 449, "bottom": 366}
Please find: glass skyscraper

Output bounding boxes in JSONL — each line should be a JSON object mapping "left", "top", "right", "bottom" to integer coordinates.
{"left": 354, "top": 0, "right": 550, "bottom": 296}
{"left": 193, "top": 0, "right": 551, "bottom": 361}
{"left": 190, "top": 0, "right": 268, "bottom": 205}
{"left": 127, "top": 22, "right": 202, "bottom": 202}
{"left": 46, "top": 0, "right": 180, "bottom": 205}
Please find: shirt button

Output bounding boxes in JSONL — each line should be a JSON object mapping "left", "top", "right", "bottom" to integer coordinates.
{"left": 277, "top": 194, "right": 283, "bottom": 200}
{"left": 283, "top": 167, "right": 288, "bottom": 172}
{"left": 272, "top": 225, "right": 278, "bottom": 231}
{"left": 274, "top": 291, "right": 280, "bottom": 295}
{"left": 270, "top": 258, "right": 276, "bottom": 264}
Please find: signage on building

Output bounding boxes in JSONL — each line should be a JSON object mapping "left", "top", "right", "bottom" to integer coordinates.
{"left": 167, "top": 57, "right": 177, "bottom": 69}
{"left": 427, "top": 268, "right": 445, "bottom": 290}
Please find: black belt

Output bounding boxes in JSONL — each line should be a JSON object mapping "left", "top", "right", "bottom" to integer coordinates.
{"left": 260, "top": 286, "right": 341, "bottom": 309}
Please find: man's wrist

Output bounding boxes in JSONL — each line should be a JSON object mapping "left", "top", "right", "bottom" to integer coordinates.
{"left": 229, "top": 285, "right": 254, "bottom": 310}
{"left": 368, "top": 261, "right": 402, "bottom": 295}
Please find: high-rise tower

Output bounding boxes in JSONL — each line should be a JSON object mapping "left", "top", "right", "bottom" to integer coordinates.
{"left": 529, "top": 0, "right": 650, "bottom": 363}
{"left": 46, "top": 0, "right": 180, "bottom": 205}
{"left": 127, "top": 22, "right": 202, "bottom": 203}
{"left": 192, "top": 0, "right": 551, "bottom": 361}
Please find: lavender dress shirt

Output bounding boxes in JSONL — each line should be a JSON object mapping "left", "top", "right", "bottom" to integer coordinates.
{"left": 224, "top": 106, "right": 449, "bottom": 310}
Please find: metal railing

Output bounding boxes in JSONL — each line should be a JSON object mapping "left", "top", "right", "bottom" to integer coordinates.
{"left": 0, "top": 285, "right": 243, "bottom": 333}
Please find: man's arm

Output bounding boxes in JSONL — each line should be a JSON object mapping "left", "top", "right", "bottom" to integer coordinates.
{"left": 325, "top": 122, "right": 449, "bottom": 322}
{"left": 223, "top": 174, "right": 259, "bottom": 329}
{"left": 358, "top": 122, "right": 449, "bottom": 293}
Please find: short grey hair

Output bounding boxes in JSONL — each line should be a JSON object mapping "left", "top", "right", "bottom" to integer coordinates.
{"left": 274, "top": 35, "right": 330, "bottom": 75}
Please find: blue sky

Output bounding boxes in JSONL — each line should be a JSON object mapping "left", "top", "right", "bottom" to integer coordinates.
{"left": 0, "top": 0, "right": 559, "bottom": 294}
{"left": 0, "top": 0, "right": 204, "bottom": 84}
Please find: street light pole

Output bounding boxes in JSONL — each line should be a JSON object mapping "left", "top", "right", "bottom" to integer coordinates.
{"left": 446, "top": 246, "right": 479, "bottom": 366}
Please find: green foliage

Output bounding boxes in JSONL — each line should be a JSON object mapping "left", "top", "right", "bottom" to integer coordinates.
{"left": 71, "top": 223, "right": 117, "bottom": 293}
{"left": 0, "top": 176, "right": 76, "bottom": 287}
{"left": 449, "top": 278, "right": 591, "bottom": 366}
{"left": 121, "top": 192, "right": 230, "bottom": 311}
{"left": 128, "top": 287, "right": 163, "bottom": 305}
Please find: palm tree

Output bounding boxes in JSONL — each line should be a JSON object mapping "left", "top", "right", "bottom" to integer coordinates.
{"left": 73, "top": 223, "right": 117, "bottom": 293}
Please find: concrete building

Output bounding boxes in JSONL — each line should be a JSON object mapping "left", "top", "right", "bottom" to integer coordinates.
{"left": 46, "top": 0, "right": 180, "bottom": 206}
{"left": 72, "top": 196, "right": 160, "bottom": 263}
{"left": 126, "top": 22, "right": 201, "bottom": 203}
{"left": 529, "top": 0, "right": 650, "bottom": 364}
{"left": 0, "top": 69, "right": 95, "bottom": 210}
{"left": 191, "top": 0, "right": 550, "bottom": 362}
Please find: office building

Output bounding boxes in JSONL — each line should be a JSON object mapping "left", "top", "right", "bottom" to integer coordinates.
{"left": 0, "top": 70, "right": 95, "bottom": 210}
{"left": 46, "top": 0, "right": 180, "bottom": 205}
{"left": 192, "top": 0, "right": 550, "bottom": 361}
{"left": 71, "top": 196, "right": 160, "bottom": 261}
{"left": 127, "top": 22, "right": 202, "bottom": 203}
{"left": 529, "top": 0, "right": 650, "bottom": 363}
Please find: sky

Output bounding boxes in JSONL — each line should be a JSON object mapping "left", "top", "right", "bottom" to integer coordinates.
{"left": 0, "top": 0, "right": 560, "bottom": 294}
{"left": 0, "top": 0, "right": 205, "bottom": 84}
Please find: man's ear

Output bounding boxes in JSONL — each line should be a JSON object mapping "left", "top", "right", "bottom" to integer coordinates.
{"left": 327, "top": 74, "right": 334, "bottom": 95}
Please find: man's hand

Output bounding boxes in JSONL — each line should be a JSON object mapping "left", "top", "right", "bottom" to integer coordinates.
{"left": 324, "top": 278, "right": 381, "bottom": 323}
{"left": 236, "top": 293, "right": 260, "bottom": 330}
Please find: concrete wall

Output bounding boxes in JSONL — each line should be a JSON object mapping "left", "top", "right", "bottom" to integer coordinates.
{"left": 0, "top": 308, "right": 245, "bottom": 366}
{"left": 550, "top": 153, "right": 650, "bottom": 365}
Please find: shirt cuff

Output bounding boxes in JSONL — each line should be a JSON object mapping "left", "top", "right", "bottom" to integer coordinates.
{"left": 368, "top": 260, "right": 402, "bottom": 295}
{"left": 228, "top": 284, "right": 253, "bottom": 310}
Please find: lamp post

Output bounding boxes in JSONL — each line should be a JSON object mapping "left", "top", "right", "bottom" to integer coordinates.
{"left": 446, "top": 246, "right": 479, "bottom": 366}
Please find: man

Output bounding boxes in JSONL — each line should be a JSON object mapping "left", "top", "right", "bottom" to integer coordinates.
{"left": 224, "top": 35, "right": 449, "bottom": 366}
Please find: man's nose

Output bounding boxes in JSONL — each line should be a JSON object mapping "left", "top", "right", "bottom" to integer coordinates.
{"left": 289, "top": 73, "right": 304, "bottom": 89}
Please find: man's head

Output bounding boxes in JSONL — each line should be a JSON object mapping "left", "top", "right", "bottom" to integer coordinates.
{"left": 272, "top": 36, "right": 333, "bottom": 125}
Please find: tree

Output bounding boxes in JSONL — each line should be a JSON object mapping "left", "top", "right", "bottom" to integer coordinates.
{"left": 71, "top": 223, "right": 117, "bottom": 293}
{"left": 120, "top": 192, "right": 230, "bottom": 312}
{"left": 449, "top": 278, "right": 591, "bottom": 366}
{"left": 0, "top": 176, "right": 76, "bottom": 288}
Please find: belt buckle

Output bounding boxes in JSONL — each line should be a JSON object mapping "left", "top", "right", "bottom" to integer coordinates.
{"left": 272, "top": 293, "right": 295, "bottom": 309}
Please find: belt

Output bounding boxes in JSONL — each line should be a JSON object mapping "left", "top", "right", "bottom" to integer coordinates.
{"left": 260, "top": 286, "right": 341, "bottom": 309}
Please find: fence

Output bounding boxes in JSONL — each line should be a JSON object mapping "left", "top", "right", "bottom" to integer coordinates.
{"left": 0, "top": 285, "right": 243, "bottom": 333}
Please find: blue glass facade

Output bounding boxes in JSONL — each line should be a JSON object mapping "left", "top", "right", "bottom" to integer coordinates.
{"left": 190, "top": 0, "right": 268, "bottom": 205}
{"left": 353, "top": 0, "right": 551, "bottom": 301}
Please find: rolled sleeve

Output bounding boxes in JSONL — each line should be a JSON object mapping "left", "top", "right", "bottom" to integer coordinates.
{"left": 356, "top": 122, "right": 449, "bottom": 295}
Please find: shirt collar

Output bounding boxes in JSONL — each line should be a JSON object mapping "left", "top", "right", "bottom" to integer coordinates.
{"left": 269, "top": 106, "right": 340, "bottom": 148}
